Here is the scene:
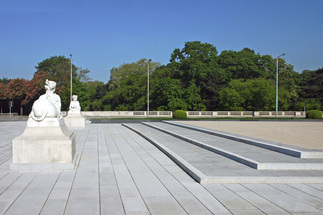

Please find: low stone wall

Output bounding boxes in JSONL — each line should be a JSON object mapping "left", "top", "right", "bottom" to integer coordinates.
{"left": 0, "top": 113, "right": 18, "bottom": 117}
{"left": 60, "top": 111, "right": 312, "bottom": 118}
{"left": 71, "top": 111, "right": 173, "bottom": 118}
{"left": 186, "top": 111, "right": 307, "bottom": 118}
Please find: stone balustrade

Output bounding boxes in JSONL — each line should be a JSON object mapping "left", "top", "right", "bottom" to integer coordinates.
{"left": 59, "top": 111, "right": 316, "bottom": 118}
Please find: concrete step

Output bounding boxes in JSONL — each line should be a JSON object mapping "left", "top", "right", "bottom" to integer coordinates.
{"left": 123, "top": 123, "right": 323, "bottom": 184}
{"left": 141, "top": 122, "right": 323, "bottom": 171}
{"left": 164, "top": 121, "right": 323, "bottom": 158}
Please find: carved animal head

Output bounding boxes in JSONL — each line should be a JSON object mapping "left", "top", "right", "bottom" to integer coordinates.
{"left": 45, "top": 79, "right": 57, "bottom": 93}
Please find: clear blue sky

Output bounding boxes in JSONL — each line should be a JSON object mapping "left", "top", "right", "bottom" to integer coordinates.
{"left": 1, "top": 0, "right": 322, "bottom": 83}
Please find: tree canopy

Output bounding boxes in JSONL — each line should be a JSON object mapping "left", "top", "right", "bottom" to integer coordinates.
{"left": 1, "top": 41, "right": 322, "bottom": 115}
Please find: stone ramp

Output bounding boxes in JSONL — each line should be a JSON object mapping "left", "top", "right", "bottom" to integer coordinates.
{"left": 165, "top": 121, "right": 323, "bottom": 158}
{"left": 142, "top": 122, "right": 323, "bottom": 170}
{"left": 123, "top": 123, "right": 323, "bottom": 183}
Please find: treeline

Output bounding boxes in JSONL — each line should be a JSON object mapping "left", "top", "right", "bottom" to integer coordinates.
{"left": 0, "top": 41, "right": 322, "bottom": 115}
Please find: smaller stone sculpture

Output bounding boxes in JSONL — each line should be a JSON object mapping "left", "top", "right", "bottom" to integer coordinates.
{"left": 29, "top": 79, "right": 62, "bottom": 122}
{"left": 69, "top": 95, "right": 81, "bottom": 112}
{"left": 65, "top": 94, "right": 85, "bottom": 128}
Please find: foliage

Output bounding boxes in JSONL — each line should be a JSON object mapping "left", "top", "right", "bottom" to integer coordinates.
{"left": 166, "top": 41, "right": 219, "bottom": 110}
{"left": 218, "top": 48, "right": 275, "bottom": 80}
{"left": 86, "top": 81, "right": 107, "bottom": 111}
{"left": 173, "top": 110, "right": 187, "bottom": 119}
{"left": 70, "top": 77, "right": 91, "bottom": 111}
{"left": 219, "top": 79, "right": 275, "bottom": 111}
{"left": 23, "top": 71, "right": 50, "bottom": 105}
{"left": 3, "top": 41, "right": 321, "bottom": 114}
{"left": 298, "top": 68, "right": 323, "bottom": 107}
{"left": 108, "top": 58, "right": 160, "bottom": 91}
{"left": 77, "top": 68, "right": 92, "bottom": 83}
{"left": 0, "top": 77, "right": 11, "bottom": 84}
{"left": 35, "top": 55, "right": 77, "bottom": 88}
{"left": 294, "top": 99, "right": 321, "bottom": 111}
{"left": 103, "top": 59, "right": 158, "bottom": 111}
{"left": 3, "top": 78, "right": 28, "bottom": 100}
{"left": 306, "top": 110, "right": 322, "bottom": 119}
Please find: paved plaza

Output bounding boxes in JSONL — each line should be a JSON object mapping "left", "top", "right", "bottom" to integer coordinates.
{"left": 0, "top": 120, "right": 323, "bottom": 214}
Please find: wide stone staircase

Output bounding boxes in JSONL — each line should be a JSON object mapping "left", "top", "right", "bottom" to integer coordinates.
{"left": 123, "top": 121, "right": 323, "bottom": 184}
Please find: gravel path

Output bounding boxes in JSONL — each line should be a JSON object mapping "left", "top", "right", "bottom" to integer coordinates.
{"left": 178, "top": 121, "right": 323, "bottom": 150}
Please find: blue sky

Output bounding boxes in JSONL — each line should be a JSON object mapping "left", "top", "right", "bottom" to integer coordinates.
{"left": 1, "top": 0, "right": 322, "bottom": 83}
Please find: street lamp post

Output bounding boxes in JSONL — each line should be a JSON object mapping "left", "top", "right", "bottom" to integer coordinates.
{"left": 275, "top": 53, "right": 285, "bottom": 118}
{"left": 70, "top": 54, "right": 73, "bottom": 103}
{"left": 147, "top": 59, "right": 151, "bottom": 117}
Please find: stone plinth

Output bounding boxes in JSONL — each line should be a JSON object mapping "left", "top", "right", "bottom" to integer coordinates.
{"left": 65, "top": 110, "right": 86, "bottom": 128}
{"left": 10, "top": 117, "right": 76, "bottom": 170}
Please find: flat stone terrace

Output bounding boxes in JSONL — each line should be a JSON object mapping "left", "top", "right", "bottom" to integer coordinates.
{"left": 0, "top": 121, "right": 323, "bottom": 214}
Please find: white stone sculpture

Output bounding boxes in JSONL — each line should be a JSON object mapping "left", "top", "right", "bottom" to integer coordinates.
{"left": 69, "top": 95, "right": 81, "bottom": 112}
{"left": 29, "top": 79, "right": 62, "bottom": 121}
{"left": 11, "top": 79, "right": 76, "bottom": 170}
{"left": 65, "top": 94, "right": 86, "bottom": 128}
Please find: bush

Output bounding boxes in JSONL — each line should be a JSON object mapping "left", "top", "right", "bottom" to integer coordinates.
{"left": 173, "top": 110, "right": 187, "bottom": 119}
{"left": 306, "top": 110, "right": 323, "bottom": 119}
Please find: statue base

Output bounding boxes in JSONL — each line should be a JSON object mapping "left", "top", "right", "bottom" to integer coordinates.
{"left": 10, "top": 117, "right": 76, "bottom": 170}
{"left": 65, "top": 110, "right": 86, "bottom": 128}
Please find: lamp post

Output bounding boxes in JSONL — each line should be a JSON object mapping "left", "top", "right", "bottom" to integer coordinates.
{"left": 275, "top": 53, "right": 285, "bottom": 118}
{"left": 70, "top": 54, "right": 73, "bottom": 103}
{"left": 147, "top": 59, "right": 151, "bottom": 117}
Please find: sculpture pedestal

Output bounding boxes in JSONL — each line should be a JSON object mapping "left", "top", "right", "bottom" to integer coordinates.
{"left": 10, "top": 118, "right": 76, "bottom": 170}
{"left": 65, "top": 110, "right": 86, "bottom": 129}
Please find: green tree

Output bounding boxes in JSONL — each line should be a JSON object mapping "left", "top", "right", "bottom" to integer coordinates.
{"left": 219, "top": 87, "right": 245, "bottom": 111}
{"left": 35, "top": 56, "right": 77, "bottom": 88}
{"left": 108, "top": 58, "right": 160, "bottom": 91}
{"left": 276, "top": 59, "right": 299, "bottom": 110}
{"left": 77, "top": 68, "right": 92, "bottom": 83}
{"left": 104, "top": 59, "right": 160, "bottom": 111}
{"left": 298, "top": 68, "right": 323, "bottom": 109}
{"left": 219, "top": 79, "right": 275, "bottom": 111}
{"left": 151, "top": 76, "right": 187, "bottom": 111}
{"left": 218, "top": 48, "right": 275, "bottom": 80}
{"left": 86, "top": 81, "right": 107, "bottom": 111}
{"left": 169, "top": 41, "right": 218, "bottom": 87}
{"left": 167, "top": 41, "right": 219, "bottom": 110}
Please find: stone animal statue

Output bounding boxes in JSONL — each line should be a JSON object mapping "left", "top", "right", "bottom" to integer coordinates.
{"left": 29, "top": 79, "right": 62, "bottom": 122}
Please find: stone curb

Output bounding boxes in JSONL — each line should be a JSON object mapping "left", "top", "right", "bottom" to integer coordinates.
{"left": 205, "top": 176, "right": 323, "bottom": 184}
{"left": 122, "top": 123, "right": 210, "bottom": 184}
{"left": 142, "top": 122, "right": 260, "bottom": 169}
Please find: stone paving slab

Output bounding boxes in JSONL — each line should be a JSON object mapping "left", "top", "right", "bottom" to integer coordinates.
{"left": 0, "top": 121, "right": 323, "bottom": 214}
